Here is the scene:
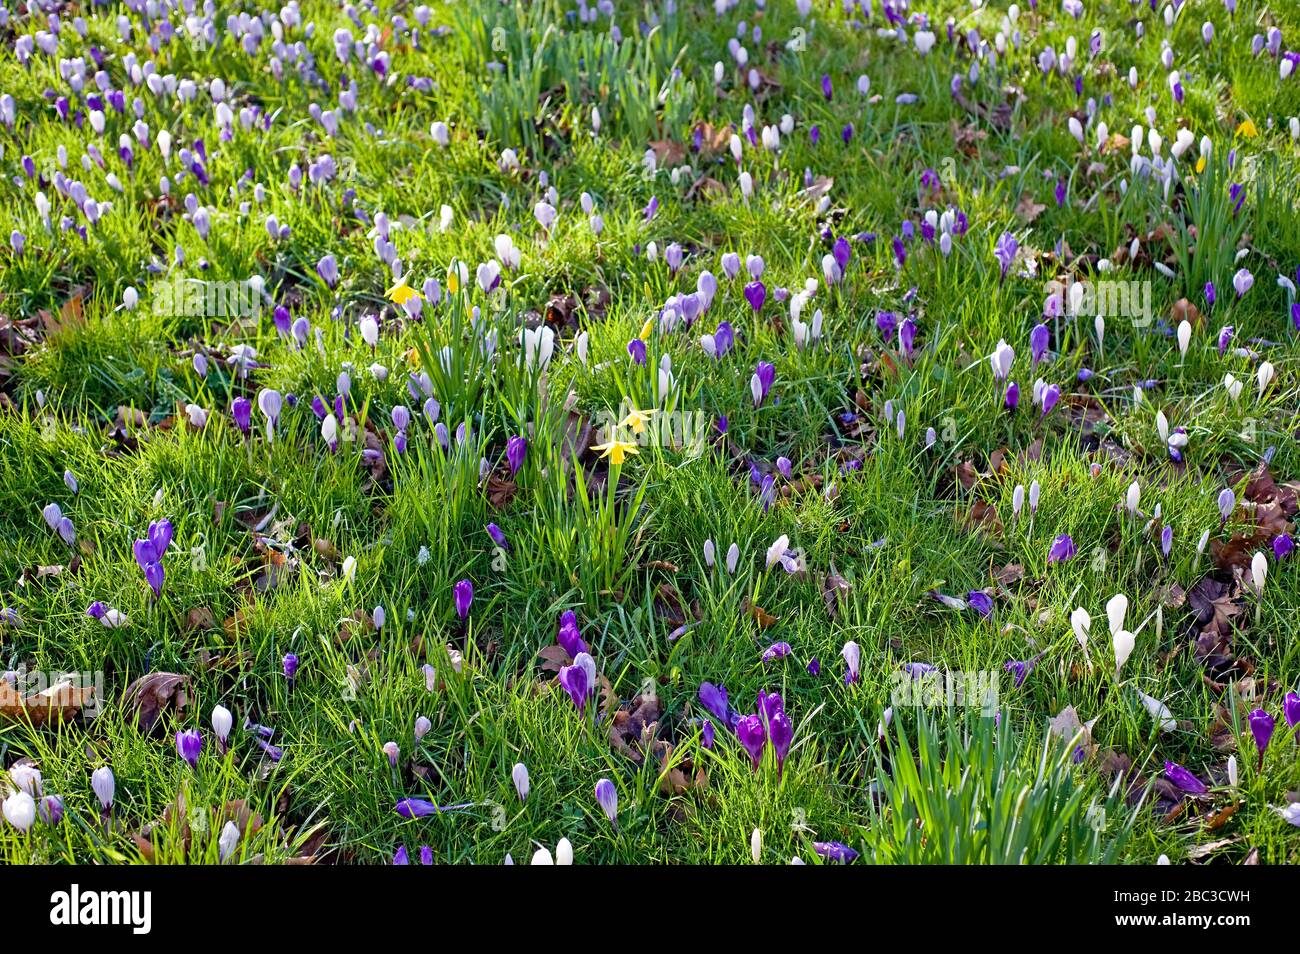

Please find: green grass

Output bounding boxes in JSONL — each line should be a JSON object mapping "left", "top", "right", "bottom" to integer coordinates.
{"left": 1, "top": 0, "right": 1298, "bottom": 865}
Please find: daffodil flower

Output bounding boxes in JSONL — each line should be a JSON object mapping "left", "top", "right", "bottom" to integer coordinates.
{"left": 592, "top": 437, "right": 639, "bottom": 466}
{"left": 386, "top": 278, "right": 420, "bottom": 305}
{"left": 619, "top": 405, "right": 656, "bottom": 435}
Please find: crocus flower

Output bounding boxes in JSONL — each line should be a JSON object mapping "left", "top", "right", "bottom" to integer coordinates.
{"left": 735, "top": 714, "right": 766, "bottom": 770}
{"left": 231, "top": 396, "right": 252, "bottom": 435}
{"left": 453, "top": 579, "right": 473, "bottom": 620}
{"left": 283, "top": 652, "right": 299, "bottom": 683}
{"left": 3, "top": 792, "right": 35, "bottom": 833}
{"left": 768, "top": 709, "right": 793, "bottom": 775}
{"left": 176, "top": 728, "right": 202, "bottom": 769}
{"left": 558, "top": 662, "right": 589, "bottom": 713}
{"left": 1030, "top": 323, "right": 1049, "bottom": 366}
{"left": 1248, "top": 708, "right": 1274, "bottom": 768}
{"left": 841, "top": 640, "right": 861, "bottom": 685}
{"left": 1232, "top": 268, "right": 1254, "bottom": 298}
{"left": 212, "top": 705, "right": 233, "bottom": 754}
{"left": 627, "top": 338, "right": 647, "bottom": 365}
{"left": 761, "top": 641, "right": 793, "bottom": 663}
{"left": 994, "top": 232, "right": 1018, "bottom": 280}
{"left": 486, "top": 523, "right": 509, "bottom": 551}
{"left": 1005, "top": 381, "right": 1020, "bottom": 410}
{"left": 701, "top": 720, "right": 715, "bottom": 748}
{"left": 967, "top": 591, "right": 994, "bottom": 617}
{"left": 1048, "top": 534, "right": 1077, "bottom": 563}
{"left": 39, "top": 795, "right": 64, "bottom": 826}
{"left": 505, "top": 435, "right": 527, "bottom": 474}
{"left": 699, "top": 682, "right": 736, "bottom": 728}
{"left": 1040, "top": 383, "right": 1061, "bottom": 417}
{"left": 513, "top": 763, "right": 530, "bottom": 802}
{"left": 744, "top": 280, "right": 766, "bottom": 312}
{"left": 989, "top": 340, "right": 1014, "bottom": 380}
{"left": 1164, "top": 761, "right": 1209, "bottom": 795}
{"left": 594, "top": 778, "right": 618, "bottom": 828}
{"left": 1272, "top": 533, "right": 1293, "bottom": 560}
{"left": 751, "top": 361, "right": 775, "bottom": 406}
{"left": 1284, "top": 692, "right": 1300, "bottom": 741}
{"left": 91, "top": 767, "right": 115, "bottom": 811}
{"left": 813, "top": 841, "right": 859, "bottom": 863}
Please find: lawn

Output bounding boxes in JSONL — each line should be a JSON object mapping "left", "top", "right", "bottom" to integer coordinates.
{"left": 1, "top": 0, "right": 1298, "bottom": 865}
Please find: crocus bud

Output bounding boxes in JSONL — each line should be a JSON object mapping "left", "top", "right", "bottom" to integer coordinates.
{"left": 3, "top": 791, "right": 36, "bottom": 833}
{"left": 91, "top": 767, "right": 115, "bottom": 810}
{"left": 218, "top": 820, "right": 240, "bottom": 861}
{"left": 512, "top": 762, "right": 530, "bottom": 802}
{"left": 39, "top": 794, "right": 64, "bottom": 826}
{"left": 453, "top": 579, "right": 473, "bottom": 620}
{"left": 414, "top": 716, "right": 432, "bottom": 740}
{"left": 383, "top": 741, "right": 400, "bottom": 767}
{"left": 751, "top": 828, "right": 762, "bottom": 864}
{"left": 1248, "top": 708, "right": 1274, "bottom": 768}
{"left": 175, "top": 728, "right": 202, "bottom": 769}
{"left": 555, "top": 838, "right": 573, "bottom": 865}
{"left": 212, "top": 705, "right": 233, "bottom": 750}
{"left": 594, "top": 778, "right": 618, "bottom": 828}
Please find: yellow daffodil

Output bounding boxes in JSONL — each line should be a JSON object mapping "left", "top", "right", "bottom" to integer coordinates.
{"left": 387, "top": 278, "right": 420, "bottom": 305}
{"left": 638, "top": 316, "right": 655, "bottom": 341}
{"left": 1236, "top": 118, "right": 1258, "bottom": 139}
{"left": 591, "top": 437, "right": 639, "bottom": 466}
{"left": 1195, "top": 156, "right": 1207, "bottom": 174}
{"left": 619, "top": 404, "right": 656, "bottom": 435}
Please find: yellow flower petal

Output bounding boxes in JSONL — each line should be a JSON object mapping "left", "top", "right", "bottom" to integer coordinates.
{"left": 1236, "top": 119, "right": 1258, "bottom": 139}
{"left": 638, "top": 316, "right": 655, "bottom": 341}
{"left": 387, "top": 280, "right": 420, "bottom": 305}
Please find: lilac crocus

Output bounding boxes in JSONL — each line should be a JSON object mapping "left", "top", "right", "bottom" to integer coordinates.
{"left": 486, "top": 523, "right": 509, "bottom": 551}
{"left": 994, "top": 232, "right": 1018, "bottom": 280}
{"left": 1233, "top": 268, "right": 1254, "bottom": 298}
{"left": 1040, "top": 383, "right": 1061, "bottom": 417}
{"left": 1048, "top": 533, "right": 1077, "bottom": 563}
{"left": 558, "top": 663, "right": 589, "bottom": 713}
{"left": 1248, "top": 708, "right": 1274, "bottom": 768}
{"left": 751, "top": 361, "right": 775, "bottom": 406}
{"left": 1164, "top": 761, "right": 1208, "bottom": 795}
{"left": 701, "top": 720, "right": 715, "bottom": 748}
{"left": 628, "top": 338, "right": 647, "bottom": 365}
{"left": 175, "top": 728, "right": 202, "bottom": 769}
{"left": 841, "top": 640, "right": 861, "bottom": 685}
{"left": 453, "top": 579, "right": 473, "bottom": 620}
{"left": 1274, "top": 533, "right": 1295, "bottom": 560}
{"left": 761, "top": 641, "right": 792, "bottom": 663}
{"left": 283, "top": 653, "right": 299, "bottom": 683}
{"left": 813, "top": 841, "right": 859, "bottom": 863}
{"left": 967, "top": 591, "right": 994, "bottom": 617}
{"left": 317, "top": 254, "right": 339, "bottom": 289}
{"left": 699, "top": 682, "right": 737, "bottom": 729}
{"left": 735, "top": 714, "right": 766, "bottom": 770}
{"left": 594, "top": 778, "right": 618, "bottom": 828}
{"left": 1030, "top": 323, "right": 1049, "bottom": 367}
{"left": 557, "top": 610, "right": 589, "bottom": 658}
{"left": 231, "top": 397, "right": 252, "bottom": 435}
{"left": 505, "top": 435, "right": 527, "bottom": 474}
{"left": 743, "top": 280, "right": 766, "bottom": 313}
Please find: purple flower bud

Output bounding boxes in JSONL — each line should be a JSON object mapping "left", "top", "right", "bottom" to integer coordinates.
{"left": 558, "top": 662, "right": 589, "bottom": 713}
{"left": 627, "top": 338, "right": 647, "bottom": 365}
{"left": 1030, "top": 323, "right": 1050, "bottom": 366}
{"left": 768, "top": 709, "right": 793, "bottom": 774}
{"left": 743, "top": 280, "right": 766, "bottom": 313}
{"left": 967, "top": 591, "right": 994, "bottom": 617}
{"left": 813, "top": 841, "right": 859, "bottom": 863}
{"left": 175, "top": 728, "right": 202, "bottom": 769}
{"left": 39, "top": 794, "right": 64, "bottom": 825}
{"left": 1005, "top": 381, "right": 1020, "bottom": 410}
{"left": 1164, "top": 761, "right": 1208, "bottom": 795}
{"left": 1284, "top": 693, "right": 1300, "bottom": 740}
{"left": 1048, "top": 533, "right": 1076, "bottom": 563}
{"left": 283, "top": 652, "right": 299, "bottom": 681}
{"left": 1274, "top": 533, "right": 1294, "bottom": 560}
{"left": 506, "top": 435, "right": 527, "bottom": 474}
{"left": 231, "top": 397, "right": 252, "bottom": 434}
{"left": 1249, "top": 708, "right": 1274, "bottom": 768}
{"left": 486, "top": 523, "right": 509, "bottom": 551}
{"left": 735, "top": 714, "right": 766, "bottom": 770}
{"left": 594, "top": 778, "right": 618, "bottom": 827}
{"left": 1041, "top": 383, "right": 1061, "bottom": 417}
{"left": 453, "top": 579, "right": 473, "bottom": 620}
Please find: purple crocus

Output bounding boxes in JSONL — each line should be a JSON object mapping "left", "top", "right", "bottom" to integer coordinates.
{"left": 701, "top": 720, "right": 715, "bottom": 748}
{"left": 1030, "top": 323, "right": 1049, "bottom": 367}
{"left": 231, "top": 397, "right": 252, "bottom": 435}
{"left": 813, "top": 841, "right": 859, "bottom": 863}
{"left": 317, "top": 254, "right": 339, "bottom": 288}
{"left": 1272, "top": 533, "right": 1293, "bottom": 560}
{"left": 699, "top": 681, "right": 737, "bottom": 729}
{"left": 735, "top": 714, "right": 766, "bottom": 770}
{"left": 175, "top": 728, "right": 202, "bottom": 769}
{"left": 994, "top": 232, "right": 1018, "bottom": 280}
{"left": 594, "top": 778, "right": 618, "bottom": 828}
{"left": 453, "top": 579, "right": 473, "bottom": 620}
{"left": 967, "top": 591, "right": 994, "bottom": 617}
{"left": 557, "top": 610, "right": 589, "bottom": 659}
{"left": 743, "top": 280, "right": 766, "bottom": 313}
{"left": 1284, "top": 692, "right": 1300, "bottom": 742}
{"left": 628, "top": 338, "right": 647, "bottom": 365}
{"left": 761, "top": 641, "right": 792, "bottom": 663}
{"left": 1048, "top": 533, "right": 1076, "bottom": 563}
{"left": 1164, "top": 761, "right": 1208, "bottom": 795}
{"left": 486, "top": 523, "right": 509, "bottom": 551}
{"left": 751, "top": 361, "right": 775, "bottom": 406}
{"left": 283, "top": 652, "right": 299, "bottom": 683}
{"left": 558, "top": 663, "right": 589, "bottom": 713}
{"left": 1248, "top": 709, "right": 1274, "bottom": 768}
{"left": 768, "top": 709, "right": 793, "bottom": 775}
{"left": 506, "top": 435, "right": 527, "bottom": 475}
{"left": 1005, "top": 381, "right": 1020, "bottom": 410}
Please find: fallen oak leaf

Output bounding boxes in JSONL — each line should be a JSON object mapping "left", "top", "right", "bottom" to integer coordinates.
{"left": 123, "top": 671, "right": 191, "bottom": 734}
